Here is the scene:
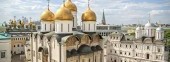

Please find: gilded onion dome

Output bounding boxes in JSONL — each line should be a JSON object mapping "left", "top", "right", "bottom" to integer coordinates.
{"left": 55, "top": 4, "right": 73, "bottom": 20}
{"left": 64, "top": 0, "right": 77, "bottom": 12}
{"left": 40, "top": 9, "right": 55, "bottom": 21}
{"left": 81, "top": 7, "right": 96, "bottom": 21}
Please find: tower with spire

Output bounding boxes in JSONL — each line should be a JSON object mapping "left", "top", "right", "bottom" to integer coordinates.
{"left": 101, "top": 9, "right": 106, "bottom": 25}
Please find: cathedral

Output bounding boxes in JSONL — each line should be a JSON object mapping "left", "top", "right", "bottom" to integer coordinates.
{"left": 104, "top": 20, "right": 169, "bottom": 62}
{"left": 25, "top": 0, "right": 103, "bottom": 62}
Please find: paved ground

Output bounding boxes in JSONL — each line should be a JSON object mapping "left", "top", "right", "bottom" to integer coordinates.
{"left": 12, "top": 55, "right": 25, "bottom": 62}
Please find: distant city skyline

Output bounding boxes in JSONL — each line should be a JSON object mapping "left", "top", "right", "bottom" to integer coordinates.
{"left": 0, "top": 0, "right": 170, "bottom": 25}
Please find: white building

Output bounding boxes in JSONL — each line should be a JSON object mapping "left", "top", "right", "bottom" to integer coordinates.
{"left": 0, "top": 33, "right": 11, "bottom": 62}
{"left": 104, "top": 20, "right": 169, "bottom": 62}
{"left": 25, "top": 0, "right": 104, "bottom": 62}
{"left": 96, "top": 10, "right": 121, "bottom": 36}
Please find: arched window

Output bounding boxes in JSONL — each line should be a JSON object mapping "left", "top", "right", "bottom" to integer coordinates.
{"left": 94, "top": 24, "right": 95, "bottom": 30}
{"left": 89, "top": 24, "right": 90, "bottom": 30}
{"left": 146, "top": 54, "right": 149, "bottom": 59}
{"left": 50, "top": 24, "right": 51, "bottom": 31}
{"left": 61, "top": 24, "right": 63, "bottom": 32}
{"left": 158, "top": 48, "right": 161, "bottom": 52}
{"left": 68, "top": 24, "right": 69, "bottom": 32}
{"left": 114, "top": 60, "right": 116, "bottom": 62}
{"left": 147, "top": 46, "right": 149, "bottom": 50}
{"left": 84, "top": 24, "right": 85, "bottom": 30}
{"left": 45, "top": 24, "right": 46, "bottom": 31}
{"left": 17, "top": 44, "right": 19, "bottom": 47}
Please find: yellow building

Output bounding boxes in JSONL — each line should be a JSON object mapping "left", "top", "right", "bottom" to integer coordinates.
{"left": 11, "top": 35, "right": 28, "bottom": 55}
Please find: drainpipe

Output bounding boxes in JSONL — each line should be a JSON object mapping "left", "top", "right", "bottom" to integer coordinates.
{"left": 59, "top": 42, "right": 61, "bottom": 62}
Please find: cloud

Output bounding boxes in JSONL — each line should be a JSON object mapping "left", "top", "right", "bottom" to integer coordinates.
{"left": 0, "top": 0, "right": 170, "bottom": 25}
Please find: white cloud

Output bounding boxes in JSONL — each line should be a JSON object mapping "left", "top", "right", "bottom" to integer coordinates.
{"left": 0, "top": 0, "right": 170, "bottom": 24}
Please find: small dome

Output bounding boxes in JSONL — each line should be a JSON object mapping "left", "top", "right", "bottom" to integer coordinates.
{"left": 77, "top": 45, "right": 92, "bottom": 54}
{"left": 156, "top": 27, "right": 164, "bottom": 31}
{"left": 136, "top": 27, "right": 141, "bottom": 30}
{"left": 64, "top": 0, "right": 77, "bottom": 12}
{"left": 55, "top": 4, "right": 73, "bottom": 20}
{"left": 145, "top": 21, "right": 155, "bottom": 27}
{"left": 81, "top": 7, "right": 96, "bottom": 21}
{"left": 40, "top": 9, "right": 55, "bottom": 21}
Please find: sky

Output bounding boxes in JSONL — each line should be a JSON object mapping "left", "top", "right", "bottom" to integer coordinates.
{"left": 0, "top": 0, "right": 170, "bottom": 25}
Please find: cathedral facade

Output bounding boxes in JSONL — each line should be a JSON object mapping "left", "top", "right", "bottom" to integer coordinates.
{"left": 104, "top": 21, "right": 169, "bottom": 62}
{"left": 25, "top": 0, "right": 104, "bottom": 62}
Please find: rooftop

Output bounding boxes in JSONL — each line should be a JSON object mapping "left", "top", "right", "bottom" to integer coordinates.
{"left": 0, "top": 32, "right": 11, "bottom": 40}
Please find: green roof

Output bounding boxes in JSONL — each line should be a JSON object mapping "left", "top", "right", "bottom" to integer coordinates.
{"left": 0, "top": 33, "right": 11, "bottom": 40}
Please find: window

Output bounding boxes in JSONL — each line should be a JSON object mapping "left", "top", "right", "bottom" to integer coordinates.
{"left": 50, "top": 24, "right": 51, "bottom": 31}
{"left": 129, "top": 52, "right": 131, "bottom": 55}
{"left": 89, "top": 59, "right": 90, "bottom": 62}
{"left": 21, "top": 45, "right": 23, "bottom": 47}
{"left": 146, "top": 54, "right": 149, "bottom": 59}
{"left": 1, "top": 51, "right": 5, "bottom": 58}
{"left": 61, "top": 24, "right": 63, "bottom": 32}
{"left": 147, "top": 46, "right": 149, "bottom": 50}
{"left": 130, "top": 45, "right": 131, "bottom": 48}
{"left": 45, "top": 24, "right": 46, "bottom": 30}
{"left": 115, "top": 51, "right": 117, "bottom": 53}
{"left": 17, "top": 44, "right": 19, "bottom": 47}
{"left": 114, "top": 60, "right": 116, "bottom": 62}
{"left": 14, "top": 45, "right": 15, "bottom": 47}
{"left": 156, "top": 56, "right": 158, "bottom": 59}
{"left": 158, "top": 48, "right": 161, "bottom": 52}
{"left": 120, "top": 51, "right": 122, "bottom": 54}
{"left": 126, "top": 45, "right": 127, "bottom": 48}
{"left": 84, "top": 24, "right": 85, "bottom": 30}
{"left": 89, "top": 24, "right": 90, "bottom": 30}
{"left": 68, "top": 24, "right": 69, "bottom": 32}
{"left": 94, "top": 24, "right": 95, "bottom": 30}
{"left": 136, "top": 45, "right": 137, "bottom": 48}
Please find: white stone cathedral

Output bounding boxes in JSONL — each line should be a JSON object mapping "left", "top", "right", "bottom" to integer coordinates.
{"left": 104, "top": 20, "right": 169, "bottom": 62}
{"left": 24, "top": 0, "right": 103, "bottom": 62}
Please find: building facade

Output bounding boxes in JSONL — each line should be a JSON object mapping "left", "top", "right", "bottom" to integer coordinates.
{"left": 104, "top": 21, "right": 169, "bottom": 62}
{"left": 5, "top": 18, "right": 37, "bottom": 55}
{"left": 25, "top": 0, "right": 104, "bottom": 62}
{"left": 0, "top": 33, "right": 11, "bottom": 62}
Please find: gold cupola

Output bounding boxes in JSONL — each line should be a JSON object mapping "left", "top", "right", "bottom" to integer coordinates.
{"left": 55, "top": 4, "right": 73, "bottom": 20}
{"left": 64, "top": 0, "right": 77, "bottom": 12}
{"left": 40, "top": 1, "right": 54, "bottom": 21}
{"left": 40, "top": 9, "right": 54, "bottom": 21}
{"left": 82, "top": 7, "right": 96, "bottom": 21}
{"left": 81, "top": 3, "right": 96, "bottom": 21}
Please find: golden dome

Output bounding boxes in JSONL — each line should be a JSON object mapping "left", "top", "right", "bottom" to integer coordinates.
{"left": 64, "top": 0, "right": 77, "bottom": 12}
{"left": 55, "top": 5, "right": 73, "bottom": 20}
{"left": 81, "top": 7, "right": 96, "bottom": 21}
{"left": 40, "top": 9, "right": 55, "bottom": 21}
